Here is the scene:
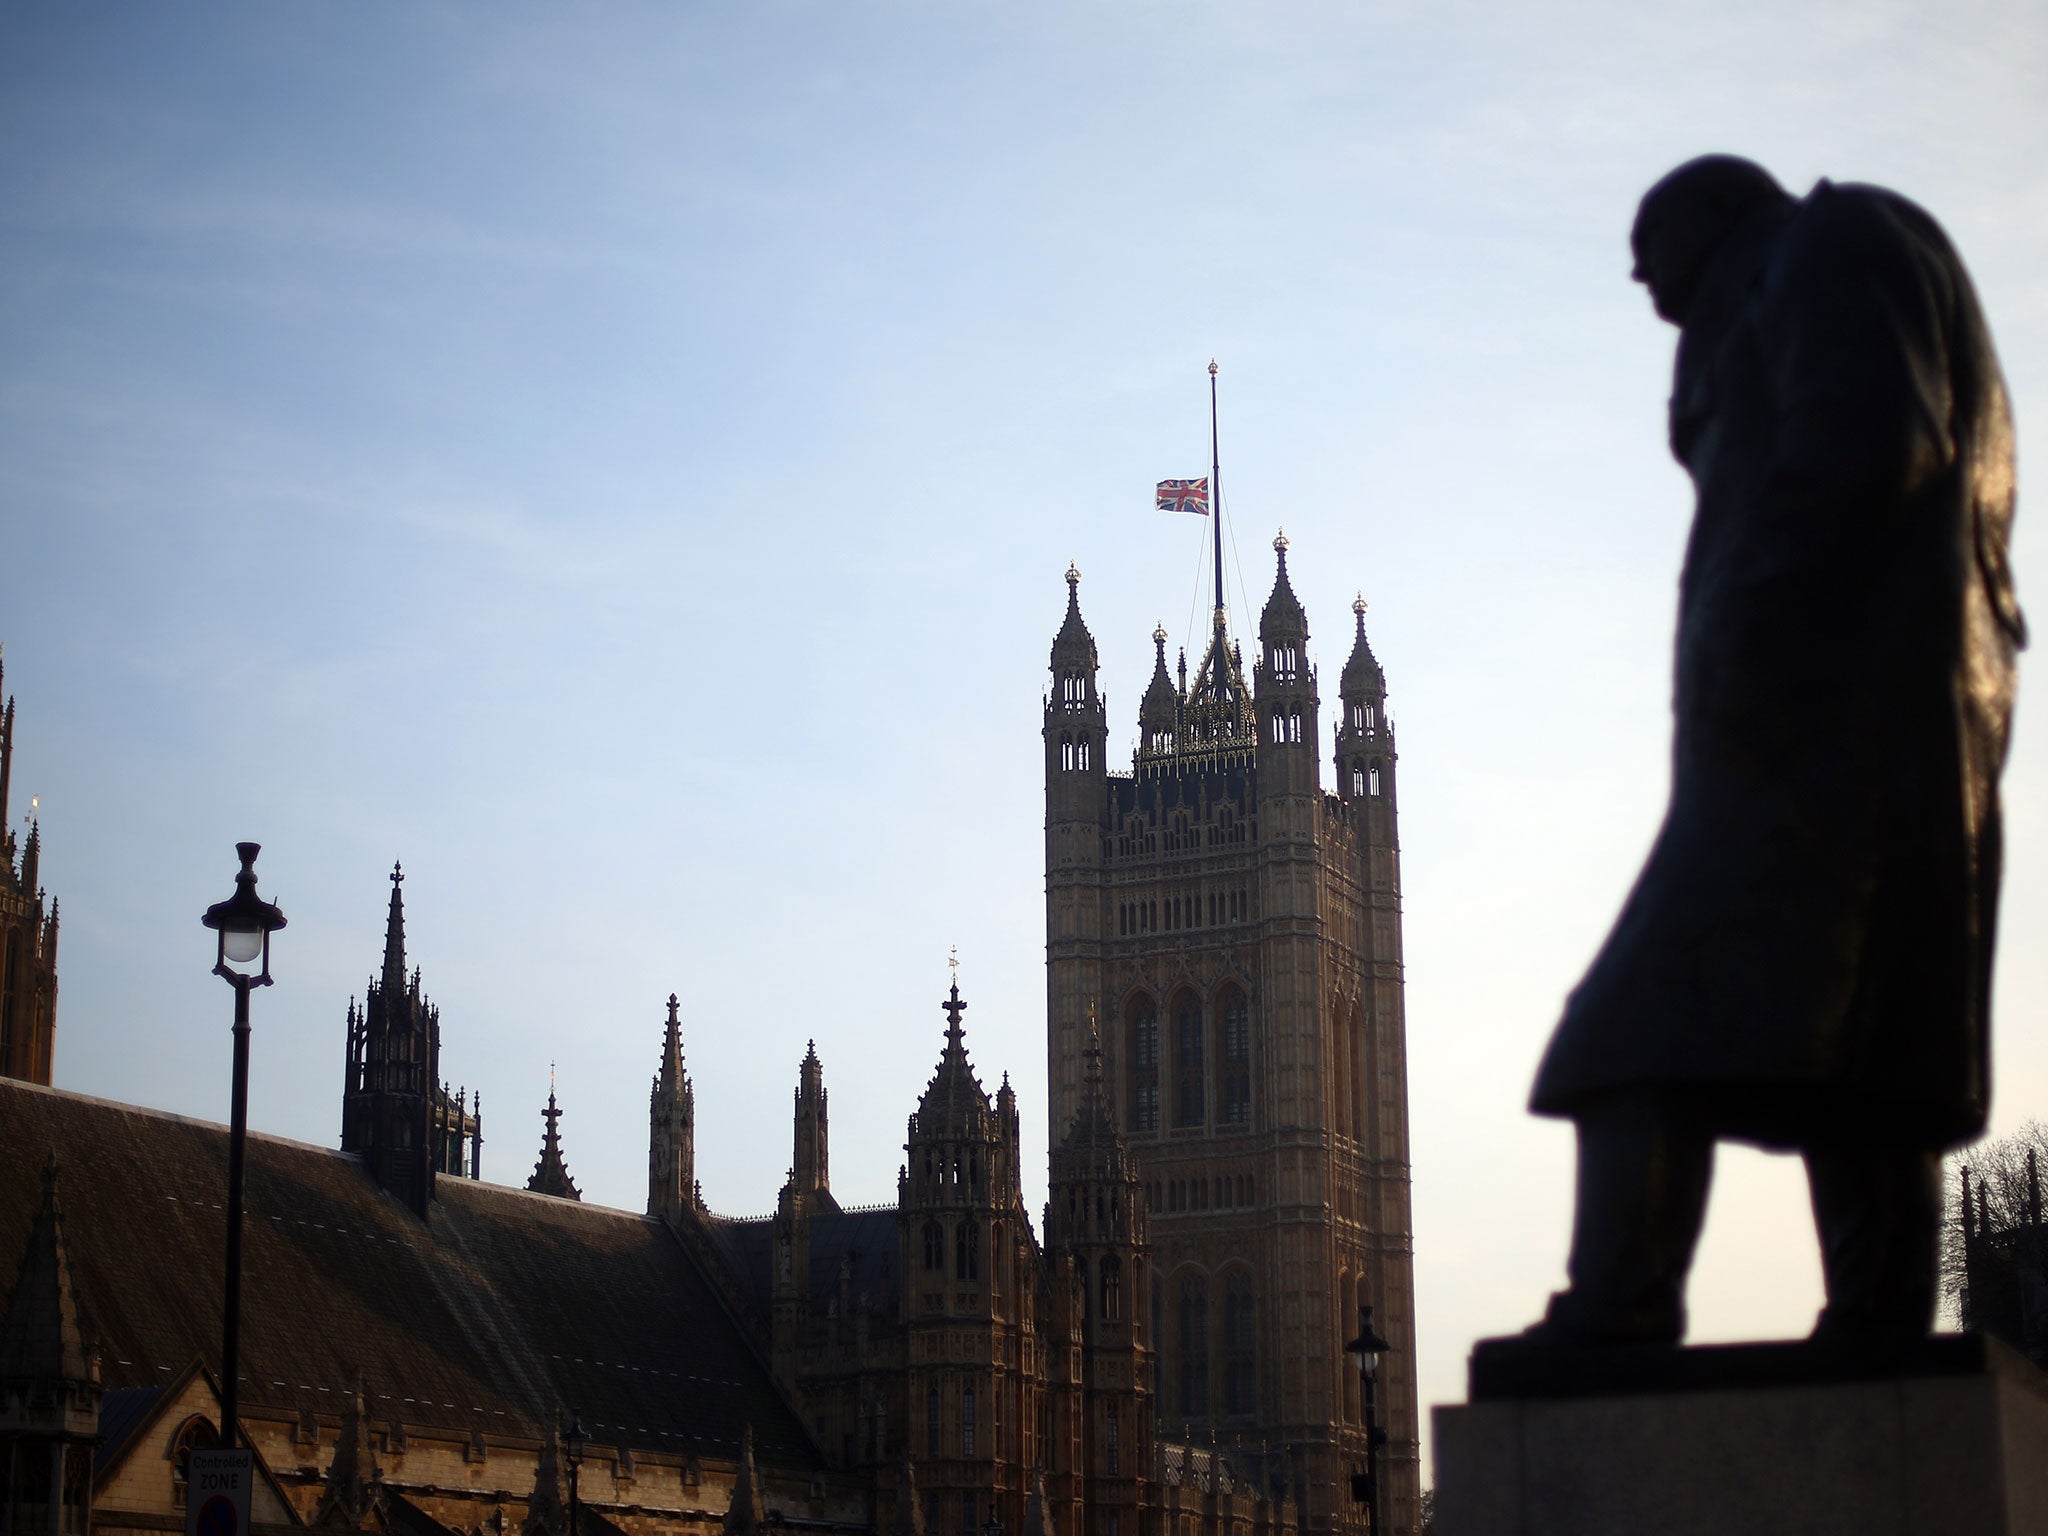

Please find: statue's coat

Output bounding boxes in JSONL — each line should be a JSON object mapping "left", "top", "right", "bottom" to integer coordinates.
{"left": 1532, "top": 181, "right": 2024, "bottom": 1148}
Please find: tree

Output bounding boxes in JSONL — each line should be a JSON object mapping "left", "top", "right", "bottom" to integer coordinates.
{"left": 1942, "top": 1119, "right": 2048, "bottom": 1335}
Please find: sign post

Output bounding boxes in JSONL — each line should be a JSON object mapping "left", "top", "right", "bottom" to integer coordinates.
{"left": 186, "top": 1448, "right": 253, "bottom": 1536}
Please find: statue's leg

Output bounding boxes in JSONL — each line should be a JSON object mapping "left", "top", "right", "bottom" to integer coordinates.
{"left": 1541, "top": 1091, "right": 1715, "bottom": 1344}
{"left": 1805, "top": 1137, "right": 1940, "bottom": 1343}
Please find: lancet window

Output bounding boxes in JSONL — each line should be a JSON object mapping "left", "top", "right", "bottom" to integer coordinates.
{"left": 1174, "top": 993, "right": 1204, "bottom": 1127}
{"left": 1128, "top": 995, "right": 1159, "bottom": 1132}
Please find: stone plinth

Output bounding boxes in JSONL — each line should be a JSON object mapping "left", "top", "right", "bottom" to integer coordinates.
{"left": 1433, "top": 1334, "right": 2048, "bottom": 1535}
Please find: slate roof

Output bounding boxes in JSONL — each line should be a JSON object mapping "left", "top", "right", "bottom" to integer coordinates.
{"left": 0, "top": 1080, "right": 817, "bottom": 1471}
{"left": 710, "top": 1207, "right": 900, "bottom": 1319}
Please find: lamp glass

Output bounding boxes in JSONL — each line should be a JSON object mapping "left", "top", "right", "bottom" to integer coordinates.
{"left": 223, "top": 929, "right": 264, "bottom": 965}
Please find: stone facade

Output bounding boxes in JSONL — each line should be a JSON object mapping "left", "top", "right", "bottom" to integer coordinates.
{"left": 1043, "top": 542, "right": 1418, "bottom": 1536}
{"left": 704, "top": 986, "right": 1299, "bottom": 1536}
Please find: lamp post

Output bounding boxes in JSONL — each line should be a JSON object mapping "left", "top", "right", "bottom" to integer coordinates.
{"left": 200, "top": 842, "right": 286, "bottom": 1450}
{"left": 983, "top": 1508, "right": 1004, "bottom": 1536}
{"left": 565, "top": 1409, "right": 587, "bottom": 1536}
{"left": 1343, "top": 1305, "right": 1391, "bottom": 1536}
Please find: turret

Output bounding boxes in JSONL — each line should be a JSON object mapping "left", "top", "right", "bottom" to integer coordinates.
{"left": 341, "top": 864, "right": 470, "bottom": 1217}
{"left": 794, "top": 1039, "right": 830, "bottom": 1200}
{"left": 1137, "top": 624, "right": 1180, "bottom": 759}
{"left": 1335, "top": 593, "right": 1394, "bottom": 807}
{"left": 1045, "top": 562, "right": 1108, "bottom": 817}
{"left": 648, "top": 993, "right": 698, "bottom": 1222}
{"left": 0, "top": 1155, "right": 103, "bottom": 1536}
{"left": 1255, "top": 530, "right": 1321, "bottom": 796}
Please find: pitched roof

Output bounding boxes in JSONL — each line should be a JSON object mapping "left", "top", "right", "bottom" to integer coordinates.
{"left": 0, "top": 1080, "right": 817, "bottom": 1472}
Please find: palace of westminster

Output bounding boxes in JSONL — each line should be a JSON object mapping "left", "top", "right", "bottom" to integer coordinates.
{"left": 0, "top": 536, "right": 1419, "bottom": 1536}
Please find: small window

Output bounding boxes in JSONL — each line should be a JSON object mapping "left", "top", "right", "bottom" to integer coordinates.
{"left": 956, "top": 1219, "right": 980, "bottom": 1280}
{"left": 1368, "top": 762, "right": 1383, "bottom": 797}
{"left": 923, "top": 1220, "right": 944, "bottom": 1271}
{"left": 963, "top": 1386, "right": 976, "bottom": 1456}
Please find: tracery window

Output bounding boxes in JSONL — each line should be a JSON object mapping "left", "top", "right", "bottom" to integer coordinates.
{"left": 1100, "top": 1254, "right": 1123, "bottom": 1321}
{"left": 1128, "top": 996, "right": 1159, "bottom": 1132}
{"left": 1219, "top": 986, "right": 1251, "bottom": 1127}
{"left": 927, "top": 1387, "right": 940, "bottom": 1457}
{"left": 1173, "top": 993, "right": 1205, "bottom": 1127}
{"left": 963, "top": 1386, "right": 976, "bottom": 1456}
{"left": 1225, "top": 1271, "right": 1256, "bottom": 1414}
{"left": 955, "top": 1218, "right": 980, "bottom": 1280}
{"left": 1177, "top": 1273, "right": 1209, "bottom": 1417}
{"left": 924, "top": 1220, "right": 945, "bottom": 1271}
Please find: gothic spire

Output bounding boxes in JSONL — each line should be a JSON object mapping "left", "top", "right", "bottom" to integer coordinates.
{"left": 649, "top": 994, "right": 698, "bottom": 1221}
{"left": 891, "top": 1451, "right": 927, "bottom": 1536}
{"left": 0, "top": 1153, "right": 95, "bottom": 1386}
{"left": 381, "top": 862, "right": 407, "bottom": 996}
{"left": 527, "top": 1074, "right": 582, "bottom": 1201}
{"left": 1341, "top": 592, "right": 1385, "bottom": 700}
{"left": 315, "top": 1376, "right": 381, "bottom": 1527}
{"left": 914, "top": 962, "right": 991, "bottom": 1138}
{"left": 521, "top": 1420, "right": 567, "bottom": 1536}
{"left": 1050, "top": 561, "right": 1097, "bottom": 670}
{"left": 722, "top": 1424, "right": 765, "bottom": 1536}
{"left": 1259, "top": 528, "right": 1308, "bottom": 645}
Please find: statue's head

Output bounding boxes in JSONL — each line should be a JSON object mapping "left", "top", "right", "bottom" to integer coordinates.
{"left": 1631, "top": 155, "right": 1789, "bottom": 324}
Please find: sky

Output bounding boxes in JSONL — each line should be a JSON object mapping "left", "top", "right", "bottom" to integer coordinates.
{"left": 5, "top": 0, "right": 2047, "bottom": 1485}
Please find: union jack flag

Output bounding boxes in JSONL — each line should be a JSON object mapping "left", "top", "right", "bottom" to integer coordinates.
{"left": 1156, "top": 478, "right": 1209, "bottom": 515}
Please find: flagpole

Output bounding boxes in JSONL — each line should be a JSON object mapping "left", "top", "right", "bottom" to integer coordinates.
{"left": 1208, "top": 360, "right": 1224, "bottom": 638}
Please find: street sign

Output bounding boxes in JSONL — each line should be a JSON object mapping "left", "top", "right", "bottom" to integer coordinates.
{"left": 187, "top": 1448, "right": 253, "bottom": 1536}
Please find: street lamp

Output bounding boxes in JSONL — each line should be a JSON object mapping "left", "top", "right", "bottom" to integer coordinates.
{"left": 564, "top": 1409, "right": 587, "bottom": 1536}
{"left": 982, "top": 1509, "right": 1004, "bottom": 1536}
{"left": 1344, "top": 1305, "right": 1392, "bottom": 1536}
{"left": 200, "top": 842, "right": 286, "bottom": 1450}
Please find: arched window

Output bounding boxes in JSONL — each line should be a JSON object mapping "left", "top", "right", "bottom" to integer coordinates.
{"left": 1350, "top": 762, "right": 1366, "bottom": 797}
{"left": 1128, "top": 995, "right": 1159, "bottom": 1132}
{"left": 171, "top": 1416, "right": 222, "bottom": 1507}
{"left": 927, "top": 1387, "right": 940, "bottom": 1457}
{"left": 1106, "top": 1402, "right": 1121, "bottom": 1476}
{"left": 956, "top": 1218, "right": 980, "bottom": 1280}
{"left": 962, "top": 1386, "right": 976, "bottom": 1456}
{"left": 1177, "top": 1273, "right": 1209, "bottom": 1417}
{"left": 1219, "top": 985, "right": 1251, "bottom": 1126}
{"left": 1225, "top": 1272, "right": 1256, "bottom": 1414}
{"left": 1368, "top": 761, "right": 1383, "bottom": 797}
{"left": 1173, "top": 993, "right": 1204, "bottom": 1127}
{"left": 923, "top": 1220, "right": 945, "bottom": 1271}
{"left": 1100, "top": 1254, "right": 1123, "bottom": 1321}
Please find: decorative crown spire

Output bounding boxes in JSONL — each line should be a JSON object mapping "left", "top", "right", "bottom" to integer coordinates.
{"left": 527, "top": 1079, "right": 582, "bottom": 1201}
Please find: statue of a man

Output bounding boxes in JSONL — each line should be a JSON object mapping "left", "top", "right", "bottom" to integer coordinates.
{"left": 1528, "top": 156, "right": 2025, "bottom": 1348}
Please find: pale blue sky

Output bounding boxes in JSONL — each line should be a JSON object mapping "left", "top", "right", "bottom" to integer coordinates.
{"left": 6, "top": 0, "right": 2047, "bottom": 1477}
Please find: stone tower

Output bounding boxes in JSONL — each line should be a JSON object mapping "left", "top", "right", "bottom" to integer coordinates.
{"left": 341, "top": 865, "right": 482, "bottom": 1216}
{"left": 1042, "top": 541, "right": 1417, "bottom": 1536}
{"left": 898, "top": 980, "right": 1041, "bottom": 1536}
{"left": 0, "top": 650, "right": 59, "bottom": 1086}
{"left": 648, "top": 993, "right": 699, "bottom": 1222}
{"left": 1042, "top": 1018, "right": 1154, "bottom": 1536}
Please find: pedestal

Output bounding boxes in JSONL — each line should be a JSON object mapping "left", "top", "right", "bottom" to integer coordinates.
{"left": 1433, "top": 1334, "right": 2048, "bottom": 1535}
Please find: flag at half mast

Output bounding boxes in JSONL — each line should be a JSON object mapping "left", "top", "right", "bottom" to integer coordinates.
{"left": 1156, "top": 477, "right": 1210, "bottom": 516}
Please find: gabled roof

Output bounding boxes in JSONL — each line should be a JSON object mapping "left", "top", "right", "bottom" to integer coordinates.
{"left": 0, "top": 1080, "right": 818, "bottom": 1472}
